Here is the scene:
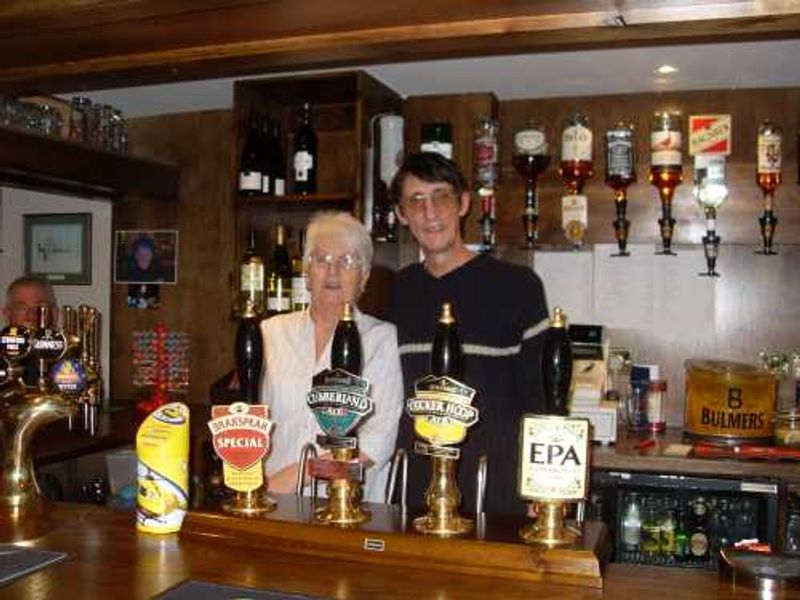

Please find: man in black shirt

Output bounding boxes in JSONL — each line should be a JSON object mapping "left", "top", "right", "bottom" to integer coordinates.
{"left": 387, "top": 152, "right": 549, "bottom": 516}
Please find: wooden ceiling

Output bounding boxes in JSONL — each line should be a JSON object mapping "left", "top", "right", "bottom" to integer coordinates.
{"left": 2, "top": 0, "right": 800, "bottom": 94}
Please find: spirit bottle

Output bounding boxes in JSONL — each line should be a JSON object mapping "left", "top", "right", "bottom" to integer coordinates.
{"left": 649, "top": 112, "right": 683, "bottom": 255}
{"left": 559, "top": 111, "right": 593, "bottom": 194}
{"left": 513, "top": 121, "right": 551, "bottom": 249}
{"left": 474, "top": 118, "right": 499, "bottom": 251}
{"left": 290, "top": 229, "right": 309, "bottom": 311}
{"left": 756, "top": 120, "right": 782, "bottom": 255}
{"left": 605, "top": 123, "right": 637, "bottom": 256}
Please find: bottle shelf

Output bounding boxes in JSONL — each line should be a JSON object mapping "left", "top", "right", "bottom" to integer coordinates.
{"left": 0, "top": 125, "right": 178, "bottom": 201}
{"left": 237, "top": 192, "right": 356, "bottom": 208}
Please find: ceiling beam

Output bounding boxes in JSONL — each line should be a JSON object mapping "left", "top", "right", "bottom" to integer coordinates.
{"left": 1, "top": 1, "right": 799, "bottom": 93}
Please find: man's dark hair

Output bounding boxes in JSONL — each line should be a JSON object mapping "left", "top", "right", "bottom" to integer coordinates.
{"left": 132, "top": 235, "right": 156, "bottom": 254}
{"left": 389, "top": 152, "right": 468, "bottom": 205}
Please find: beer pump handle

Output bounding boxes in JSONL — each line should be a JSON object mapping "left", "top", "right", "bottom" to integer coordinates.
{"left": 475, "top": 454, "right": 488, "bottom": 516}
{"left": 296, "top": 443, "right": 318, "bottom": 501}
{"left": 385, "top": 448, "right": 408, "bottom": 511}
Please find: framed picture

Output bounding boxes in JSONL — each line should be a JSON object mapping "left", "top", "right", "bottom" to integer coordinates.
{"left": 114, "top": 229, "right": 179, "bottom": 285}
{"left": 24, "top": 213, "right": 92, "bottom": 285}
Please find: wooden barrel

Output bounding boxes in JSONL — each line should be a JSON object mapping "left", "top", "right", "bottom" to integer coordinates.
{"left": 684, "top": 359, "right": 777, "bottom": 445}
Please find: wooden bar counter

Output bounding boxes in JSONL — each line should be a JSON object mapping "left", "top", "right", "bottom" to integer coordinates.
{"left": 0, "top": 502, "right": 788, "bottom": 599}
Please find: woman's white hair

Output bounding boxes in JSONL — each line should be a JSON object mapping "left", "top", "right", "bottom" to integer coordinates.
{"left": 304, "top": 211, "right": 374, "bottom": 275}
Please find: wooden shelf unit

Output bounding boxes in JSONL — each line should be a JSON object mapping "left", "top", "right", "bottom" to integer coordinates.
{"left": 232, "top": 70, "right": 402, "bottom": 259}
{"left": 0, "top": 125, "right": 179, "bottom": 201}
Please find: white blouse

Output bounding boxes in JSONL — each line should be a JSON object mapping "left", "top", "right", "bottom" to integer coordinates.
{"left": 260, "top": 309, "right": 404, "bottom": 503}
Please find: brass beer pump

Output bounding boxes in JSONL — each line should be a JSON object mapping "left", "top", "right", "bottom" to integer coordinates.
{"left": 407, "top": 302, "right": 480, "bottom": 537}
{"left": 0, "top": 310, "right": 76, "bottom": 536}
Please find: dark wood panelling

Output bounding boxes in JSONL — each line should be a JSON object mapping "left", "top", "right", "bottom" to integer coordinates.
{"left": 111, "top": 110, "right": 236, "bottom": 404}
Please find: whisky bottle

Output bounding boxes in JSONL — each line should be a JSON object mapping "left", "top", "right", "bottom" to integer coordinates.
{"left": 290, "top": 229, "right": 309, "bottom": 311}
{"left": 267, "top": 224, "right": 292, "bottom": 315}
{"left": 605, "top": 123, "right": 637, "bottom": 256}
{"left": 331, "top": 303, "right": 362, "bottom": 375}
{"left": 292, "top": 103, "right": 317, "bottom": 195}
{"left": 649, "top": 111, "right": 683, "bottom": 255}
{"left": 430, "top": 302, "right": 464, "bottom": 381}
{"left": 541, "top": 306, "right": 572, "bottom": 416}
{"left": 238, "top": 230, "right": 264, "bottom": 317}
{"left": 235, "top": 299, "right": 263, "bottom": 403}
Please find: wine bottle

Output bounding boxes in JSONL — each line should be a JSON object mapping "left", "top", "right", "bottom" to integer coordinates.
{"left": 271, "top": 118, "right": 287, "bottom": 197}
{"left": 290, "top": 228, "right": 309, "bottom": 311}
{"left": 430, "top": 302, "right": 464, "bottom": 381}
{"left": 238, "top": 230, "right": 264, "bottom": 317}
{"left": 292, "top": 103, "right": 317, "bottom": 195}
{"left": 266, "top": 224, "right": 292, "bottom": 315}
{"left": 238, "top": 117, "right": 262, "bottom": 195}
{"left": 331, "top": 302, "right": 362, "bottom": 375}
{"left": 235, "top": 299, "right": 263, "bottom": 403}
{"left": 258, "top": 117, "right": 273, "bottom": 195}
{"left": 541, "top": 306, "right": 573, "bottom": 416}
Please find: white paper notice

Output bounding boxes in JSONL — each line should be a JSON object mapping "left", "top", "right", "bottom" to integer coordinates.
{"left": 594, "top": 244, "right": 653, "bottom": 329}
{"left": 534, "top": 250, "right": 595, "bottom": 323}
{"left": 651, "top": 248, "right": 715, "bottom": 341}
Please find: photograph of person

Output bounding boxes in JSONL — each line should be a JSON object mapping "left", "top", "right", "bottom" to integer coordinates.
{"left": 114, "top": 230, "right": 178, "bottom": 285}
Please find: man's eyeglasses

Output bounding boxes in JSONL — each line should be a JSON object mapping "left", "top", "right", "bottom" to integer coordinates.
{"left": 306, "top": 252, "right": 362, "bottom": 272}
{"left": 400, "top": 188, "right": 458, "bottom": 211}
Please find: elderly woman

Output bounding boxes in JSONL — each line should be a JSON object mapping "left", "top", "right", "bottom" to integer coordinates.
{"left": 260, "top": 211, "right": 403, "bottom": 503}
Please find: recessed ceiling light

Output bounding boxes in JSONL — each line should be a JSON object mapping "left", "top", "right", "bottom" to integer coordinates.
{"left": 655, "top": 64, "right": 679, "bottom": 75}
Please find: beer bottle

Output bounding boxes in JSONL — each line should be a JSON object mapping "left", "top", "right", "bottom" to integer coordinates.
{"left": 430, "top": 302, "right": 464, "bottom": 381}
{"left": 641, "top": 497, "right": 661, "bottom": 558}
{"left": 331, "top": 302, "right": 362, "bottom": 375}
{"left": 674, "top": 506, "right": 689, "bottom": 562}
{"left": 235, "top": 299, "right": 263, "bottom": 403}
{"left": 688, "top": 496, "right": 711, "bottom": 563}
{"left": 621, "top": 492, "right": 643, "bottom": 554}
{"left": 541, "top": 307, "right": 573, "bottom": 416}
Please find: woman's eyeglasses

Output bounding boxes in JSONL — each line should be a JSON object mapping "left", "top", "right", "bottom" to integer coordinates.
{"left": 306, "top": 252, "right": 362, "bottom": 271}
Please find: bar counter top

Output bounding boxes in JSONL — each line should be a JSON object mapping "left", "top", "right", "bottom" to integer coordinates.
{"left": 0, "top": 502, "right": 793, "bottom": 599}
{"left": 592, "top": 428, "right": 800, "bottom": 485}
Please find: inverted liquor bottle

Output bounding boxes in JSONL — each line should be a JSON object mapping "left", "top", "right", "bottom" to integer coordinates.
{"left": 693, "top": 154, "right": 728, "bottom": 276}
{"left": 559, "top": 112, "right": 593, "bottom": 194}
{"left": 292, "top": 103, "right": 317, "bottom": 195}
{"left": 541, "top": 307, "right": 572, "bottom": 416}
{"left": 235, "top": 299, "right": 263, "bottom": 403}
{"left": 473, "top": 117, "right": 499, "bottom": 252}
{"left": 266, "top": 224, "right": 292, "bottom": 316}
{"left": 755, "top": 120, "right": 782, "bottom": 255}
{"left": 649, "top": 112, "right": 683, "bottom": 255}
{"left": 430, "top": 302, "right": 464, "bottom": 381}
{"left": 331, "top": 303, "right": 362, "bottom": 374}
{"left": 605, "top": 123, "right": 637, "bottom": 256}
{"left": 512, "top": 121, "right": 551, "bottom": 249}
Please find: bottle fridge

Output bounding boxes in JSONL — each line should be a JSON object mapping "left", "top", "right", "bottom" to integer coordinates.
{"left": 589, "top": 470, "right": 783, "bottom": 569}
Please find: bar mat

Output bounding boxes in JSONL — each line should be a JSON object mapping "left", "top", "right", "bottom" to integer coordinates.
{"left": 0, "top": 545, "right": 67, "bottom": 586}
{"left": 154, "top": 580, "right": 330, "bottom": 599}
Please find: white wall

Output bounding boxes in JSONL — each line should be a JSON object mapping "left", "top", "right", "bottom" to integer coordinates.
{"left": 0, "top": 186, "right": 111, "bottom": 396}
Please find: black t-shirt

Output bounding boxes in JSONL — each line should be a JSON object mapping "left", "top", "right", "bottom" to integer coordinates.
{"left": 388, "top": 253, "right": 549, "bottom": 516}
